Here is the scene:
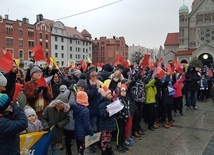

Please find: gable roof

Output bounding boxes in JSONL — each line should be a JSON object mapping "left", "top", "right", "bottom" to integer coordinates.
{"left": 43, "top": 18, "right": 54, "bottom": 26}
{"left": 81, "top": 29, "right": 91, "bottom": 35}
{"left": 65, "top": 26, "right": 87, "bottom": 40}
{"left": 164, "top": 33, "right": 179, "bottom": 46}
{"left": 175, "top": 49, "right": 196, "bottom": 56}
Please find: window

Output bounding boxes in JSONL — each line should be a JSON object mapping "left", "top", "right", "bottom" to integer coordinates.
{"left": 19, "top": 40, "right": 23, "bottom": 47}
{"left": 83, "top": 41, "right": 85, "bottom": 46}
{"left": 55, "top": 28, "right": 57, "bottom": 33}
{"left": 86, "top": 42, "right": 88, "bottom": 46}
{"left": 55, "top": 45, "right": 58, "bottom": 50}
{"left": 46, "top": 53, "right": 48, "bottom": 58}
{"left": 61, "top": 53, "right": 64, "bottom": 58}
{"left": 18, "top": 29, "right": 23, "bottom": 36}
{"left": 70, "top": 54, "right": 72, "bottom": 59}
{"left": 83, "top": 48, "right": 85, "bottom": 53}
{"left": 45, "top": 34, "right": 48, "bottom": 40}
{"left": 39, "top": 33, "right": 42, "bottom": 39}
{"left": 61, "top": 46, "right": 64, "bottom": 50}
{"left": 6, "top": 38, "right": 13, "bottom": 46}
{"left": 55, "top": 37, "right": 57, "bottom": 41}
{"left": 89, "top": 47, "right": 91, "bottom": 50}
{"left": 83, "top": 55, "right": 85, "bottom": 59}
{"left": 86, "top": 49, "right": 88, "bottom": 53}
{"left": 89, "top": 54, "right": 91, "bottom": 57}
{"left": 76, "top": 47, "right": 77, "bottom": 52}
{"left": 76, "top": 55, "right": 78, "bottom": 59}
{"left": 6, "top": 24, "right": 13, "bottom": 34}
{"left": 70, "top": 47, "right": 72, "bottom": 51}
{"left": 61, "top": 30, "right": 63, "bottom": 34}
{"left": 28, "top": 41, "right": 34, "bottom": 48}
{"left": 46, "top": 43, "right": 48, "bottom": 49}
{"left": 42, "top": 25, "right": 46, "bottom": 31}
{"left": 28, "top": 28, "right": 34, "bottom": 37}
{"left": 78, "top": 48, "right": 80, "bottom": 52}
{"left": 61, "top": 61, "right": 64, "bottom": 66}
{"left": 78, "top": 55, "right": 80, "bottom": 59}
{"left": 55, "top": 53, "right": 58, "bottom": 58}
{"left": 28, "top": 51, "right": 32, "bottom": 59}
{"left": 61, "top": 38, "right": 64, "bottom": 42}
{"left": 19, "top": 50, "right": 23, "bottom": 59}
{"left": 70, "top": 39, "right": 72, "bottom": 44}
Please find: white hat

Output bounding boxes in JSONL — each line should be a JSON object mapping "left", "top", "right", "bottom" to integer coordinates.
{"left": 0, "top": 73, "right": 7, "bottom": 86}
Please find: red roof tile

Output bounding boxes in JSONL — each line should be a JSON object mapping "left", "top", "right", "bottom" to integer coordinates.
{"left": 175, "top": 49, "right": 196, "bottom": 56}
{"left": 65, "top": 26, "right": 87, "bottom": 40}
{"left": 81, "top": 29, "right": 90, "bottom": 35}
{"left": 164, "top": 33, "right": 179, "bottom": 46}
{"left": 43, "top": 18, "right": 54, "bottom": 26}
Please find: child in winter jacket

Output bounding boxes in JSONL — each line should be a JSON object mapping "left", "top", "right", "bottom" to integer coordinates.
{"left": 41, "top": 93, "right": 70, "bottom": 155}
{"left": 24, "top": 106, "right": 44, "bottom": 133}
{"left": 73, "top": 91, "right": 94, "bottom": 155}
{"left": 98, "top": 86, "right": 115, "bottom": 155}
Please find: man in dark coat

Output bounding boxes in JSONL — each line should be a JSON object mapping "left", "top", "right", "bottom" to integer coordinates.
{"left": 185, "top": 65, "right": 201, "bottom": 110}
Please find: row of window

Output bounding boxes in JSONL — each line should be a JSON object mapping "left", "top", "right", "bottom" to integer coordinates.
{"left": 54, "top": 45, "right": 91, "bottom": 52}
{"left": 54, "top": 53, "right": 91, "bottom": 59}
{"left": 54, "top": 37, "right": 91, "bottom": 46}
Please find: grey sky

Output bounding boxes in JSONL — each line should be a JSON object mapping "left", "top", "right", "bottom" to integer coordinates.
{"left": 1, "top": 0, "right": 193, "bottom": 49}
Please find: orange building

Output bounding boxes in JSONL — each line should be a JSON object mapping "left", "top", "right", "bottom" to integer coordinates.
{"left": 92, "top": 36, "right": 128, "bottom": 65}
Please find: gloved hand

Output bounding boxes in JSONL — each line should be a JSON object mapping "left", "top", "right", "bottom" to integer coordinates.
{"left": 43, "top": 87, "right": 48, "bottom": 94}
{"left": 35, "top": 86, "right": 43, "bottom": 94}
{"left": 44, "top": 127, "right": 50, "bottom": 131}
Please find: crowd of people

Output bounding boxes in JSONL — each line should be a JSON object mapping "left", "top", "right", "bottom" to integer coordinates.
{"left": 0, "top": 59, "right": 214, "bottom": 155}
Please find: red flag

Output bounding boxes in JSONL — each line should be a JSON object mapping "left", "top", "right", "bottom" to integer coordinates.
{"left": 208, "top": 70, "right": 213, "bottom": 77}
{"left": 97, "top": 62, "right": 104, "bottom": 68}
{"left": 122, "top": 61, "right": 129, "bottom": 68}
{"left": 141, "top": 54, "right": 150, "bottom": 67}
{"left": 154, "top": 67, "right": 166, "bottom": 80}
{"left": 173, "top": 60, "right": 184, "bottom": 74}
{"left": 33, "top": 46, "right": 45, "bottom": 61}
{"left": 116, "top": 55, "right": 122, "bottom": 62}
{"left": 36, "top": 78, "right": 46, "bottom": 87}
{"left": 148, "top": 60, "right": 154, "bottom": 70}
{"left": 0, "top": 52, "right": 13, "bottom": 73}
{"left": 12, "top": 83, "right": 23, "bottom": 103}
{"left": 80, "top": 59, "right": 87, "bottom": 71}
{"left": 46, "top": 58, "right": 51, "bottom": 65}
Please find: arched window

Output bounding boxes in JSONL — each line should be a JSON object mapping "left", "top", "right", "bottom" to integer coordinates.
{"left": 39, "top": 33, "right": 42, "bottom": 39}
{"left": 18, "top": 29, "right": 23, "bottom": 36}
{"left": 45, "top": 34, "right": 48, "bottom": 40}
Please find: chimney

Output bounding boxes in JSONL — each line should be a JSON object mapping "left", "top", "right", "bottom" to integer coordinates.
{"left": 36, "top": 14, "right": 43, "bottom": 22}
{"left": 74, "top": 27, "right": 77, "bottom": 30}
{"left": 23, "top": 18, "right": 29, "bottom": 24}
{"left": 5, "top": 14, "right": 8, "bottom": 20}
{"left": 113, "top": 36, "right": 116, "bottom": 39}
{"left": 95, "top": 37, "right": 97, "bottom": 40}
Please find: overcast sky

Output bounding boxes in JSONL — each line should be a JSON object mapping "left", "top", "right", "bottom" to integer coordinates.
{"left": 1, "top": 0, "right": 193, "bottom": 49}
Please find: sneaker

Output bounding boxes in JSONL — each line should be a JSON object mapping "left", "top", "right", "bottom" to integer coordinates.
{"left": 116, "top": 145, "right": 126, "bottom": 153}
{"left": 129, "top": 136, "right": 137, "bottom": 142}
{"left": 148, "top": 127, "right": 156, "bottom": 131}
{"left": 193, "top": 107, "right": 198, "bottom": 110}
{"left": 132, "top": 131, "right": 142, "bottom": 138}
{"left": 163, "top": 122, "right": 169, "bottom": 129}
{"left": 169, "top": 121, "right": 177, "bottom": 127}
{"left": 122, "top": 143, "right": 129, "bottom": 151}
{"left": 124, "top": 139, "right": 133, "bottom": 147}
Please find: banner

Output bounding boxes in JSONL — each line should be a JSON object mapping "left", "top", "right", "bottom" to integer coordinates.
{"left": 20, "top": 128, "right": 54, "bottom": 155}
{"left": 106, "top": 99, "right": 124, "bottom": 117}
{"left": 85, "top": 132, "right": 101, "bottom": 148}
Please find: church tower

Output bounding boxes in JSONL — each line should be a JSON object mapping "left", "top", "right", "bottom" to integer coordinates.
{"left": 179, "top": 4, "right": 189, "bottom": 49}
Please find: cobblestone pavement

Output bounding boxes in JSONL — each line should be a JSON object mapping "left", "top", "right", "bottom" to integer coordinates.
{"left": 58, "top": 100, "right": 214, "bottom": 155}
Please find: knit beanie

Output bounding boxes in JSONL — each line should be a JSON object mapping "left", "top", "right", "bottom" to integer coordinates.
{"left": 0, "top": 93, "right": 11, "bottom": 112}
{"left": 56, "top": 94, "right": 68, "bottom": 103}
{"left": 76, "top": 91, "right": 89, "bottom": 106}
{"left": 59, "top": 85, "right": 67, "bottom": 92}
{"left": 0, "top": 73, "right": 7, "bottom": 86}
{"left": 73, "top": 70, "right": 82, "bottom": 77}
{"left": 25, "top": 108, "right": 36, "bottom": 118}
{"left": 99, "top": 86, "right": 111, "bottom": 97}
{"left": 30, "top": 66, "right": 42, "bottom": 76}
{"left": 76, "top": 79, "right": 87, "bottom": 89}
{"left": 120, "top": 84, "right": 127, "bottom": 91}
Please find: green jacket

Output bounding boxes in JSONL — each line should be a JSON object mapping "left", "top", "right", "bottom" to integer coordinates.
{"left": 145, "top": 78, "right": 157, "bottom": 104}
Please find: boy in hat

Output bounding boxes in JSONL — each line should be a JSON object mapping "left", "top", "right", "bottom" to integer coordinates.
{"left": 0, "top": 73, "right": 7, "bottom": 93}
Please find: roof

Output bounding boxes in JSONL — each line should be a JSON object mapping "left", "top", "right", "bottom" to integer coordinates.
{"left": 164, "top": 33, "right": 179, "bottom": 46}
{"left": 43, "top": 18, "right": 54, "bottom": 26}
{"left": 179, "top": 4, "right": 189, "bottom": 14}
{"left": 65, "top": 26, "right": 87, "bottom": 40}
{"left": 175, "top": 49, "right": 196, "bottom": 56}
{"left": 81, "top": 29, "right": 91, "bottom": 35}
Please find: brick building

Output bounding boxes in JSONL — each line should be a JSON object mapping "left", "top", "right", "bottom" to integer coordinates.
{"left": 0, "top": 14, "right": 51, "bottom": 60}
{"left": 92, "top": 36, "right": 128, "bottom": 65}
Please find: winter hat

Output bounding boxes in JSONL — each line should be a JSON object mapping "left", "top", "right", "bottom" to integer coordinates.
{"left": 76, "top": 79, "right": 87, "bottom": 89}
{"left": 56, "top": 94, "right": 68, "bottom": 103}
{"left": 30, "top": 66, "right": 42, "bottom": 76}
{"left": 76, "top": 91, "right": 89, "bottom": 106}
{"left": 120, "top": 84, "right": 128, "bottom": 91}
{"left": 0, "top": 73, "right": 7, "bottom": 86}
{"left": 73, "top": 70, "right": 82, "bottom": 77}
{"left": 0, "top": 93, "right": 11, "bottom": 112}
{"left": 59, "top": 85, "right": 67, "bottom": 92}
{"left": 25, "top": 108, "right": 36, "bottom": 118}
{"left": 99, "top": 86, "right": 111, "bottom": 97}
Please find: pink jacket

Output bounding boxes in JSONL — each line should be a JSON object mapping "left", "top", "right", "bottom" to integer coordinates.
{"left": 173, "top": 75, "right": 185, "bottom": 98}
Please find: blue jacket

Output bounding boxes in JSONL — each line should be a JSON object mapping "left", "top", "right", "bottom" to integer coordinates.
{"left": 0, "top": 104, "right": 28, "bottom": 155}
{"left": 98, "top": 98, "right": 116, "bottom": 131}
{"left": 73, "top": 103, "right": 94, "bottom": 141}
{"left": 85, "top": 83, "right": 101, "bottom": 117}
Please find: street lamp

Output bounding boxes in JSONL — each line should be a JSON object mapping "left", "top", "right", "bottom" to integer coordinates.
{"left": 203, "top": 54, "right": 208, "bottom": 59}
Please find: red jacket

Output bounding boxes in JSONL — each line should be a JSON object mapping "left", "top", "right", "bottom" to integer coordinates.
{"left": 173, "top": 75, "right": 185, "bottom": 98}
